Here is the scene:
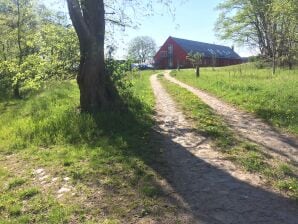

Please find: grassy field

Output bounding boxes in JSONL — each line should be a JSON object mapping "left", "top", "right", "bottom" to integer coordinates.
{"left": 0, "top": 71, "right": 184, "bottom": 223}
{"left": 160, "top": 76, "right": 298, "bottom": 199}
{"left": 171, "top": 64, "right": 298, "bottom": 135}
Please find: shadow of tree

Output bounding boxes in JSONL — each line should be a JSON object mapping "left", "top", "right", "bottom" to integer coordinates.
{"left": 86, "top": 95, "right": 298, "bottom": 223}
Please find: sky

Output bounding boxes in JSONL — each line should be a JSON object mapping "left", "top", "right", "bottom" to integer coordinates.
{"left": 44, "top": 0, "right": 258, "bottom": 59}
{"left": 111, "top": 0, "right": 258, "bottom": 59}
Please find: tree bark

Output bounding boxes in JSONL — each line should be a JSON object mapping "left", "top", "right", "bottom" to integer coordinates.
{"left": 272, "top": 54, "right": 276, "bottom": 75}
{"left": 15, "top": 0, "right": 22, "bottom": 98}
{"left": 196, "top": 66, "right": 200, "bottom": 77}
{"left": 67, "top": 0, "right": 118, "bottom": 112}
{"left": 78, "top": 42, "right": 117, "bottom": 112}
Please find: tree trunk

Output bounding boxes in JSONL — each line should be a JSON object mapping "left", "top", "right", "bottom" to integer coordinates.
{"left": 15, "top": 0, "right": 22, "bottom": 98}
{"left": 67, "top": 0, "right": 118, "bottom": 112}
{"left": 196, "top": 65, "right": 200, "bottom": 77}
{"left": 13, "top": 83, "right": 21, "bottom": 98}
{"left": 78, "top": 41, "right": 117, "bottom": 112}
{"left": 272, "top": 54, "right": 276, "bottom": 75}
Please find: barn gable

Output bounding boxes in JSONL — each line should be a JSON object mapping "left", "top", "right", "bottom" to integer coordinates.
{"left": 171, "top": 37, "right": 241, "bottom": 60}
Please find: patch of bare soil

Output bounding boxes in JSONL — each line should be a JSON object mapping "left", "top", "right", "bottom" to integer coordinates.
{"left": 164, "top": 72, "right": 298, "bottom": 165}
{"left": 1, "top": 154, "right": 77, "bottom": 201}
{"left": 151, "top": 74, "right": 298, "bottom": 224}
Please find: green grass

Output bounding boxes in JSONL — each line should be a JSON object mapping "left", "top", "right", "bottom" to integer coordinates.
{"left": 19, "top": 188, "right": 39, "bottom": 200}
{"left": 160, "top": 76, "right": 298, "bottom": 199}
{"left": 171, "top": 64, "right": 298, "bottom": 135}
{"left": 0, "top": 70, "right": 183, "bottom": 223}
{"left": 7, "top": 178, "right": 26, "bottom": 190}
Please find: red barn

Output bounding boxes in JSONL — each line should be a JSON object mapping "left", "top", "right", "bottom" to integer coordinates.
{"left": 154, "top": 36, "right": 242, "bottom": 69}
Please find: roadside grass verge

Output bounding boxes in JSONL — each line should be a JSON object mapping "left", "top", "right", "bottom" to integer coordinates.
{"left": 0, "top": 71, "right": 183, "bottom": 223}
{"left": 160, "top": 76, "right": 298, "bottom": 199}
{"left": 171, "top": 64, "right": 298, "bottom": 135}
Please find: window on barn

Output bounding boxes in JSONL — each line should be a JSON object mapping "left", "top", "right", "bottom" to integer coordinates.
{"left": 160, "top": 51, "right": 167, "bottom": 58}
{"left": 168, "top": 45, "right": 173, "bottom": 68}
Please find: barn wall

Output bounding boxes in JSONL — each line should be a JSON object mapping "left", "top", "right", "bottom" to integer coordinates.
{"left": 154, "top": 37, "right": 188, "bottom": 69}
{"left": 154, "top": 37, "right": 242, "bottom": 69}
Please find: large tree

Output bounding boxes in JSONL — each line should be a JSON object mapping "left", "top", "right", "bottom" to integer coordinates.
{"left": 66, "top": 0, "right": 174, "bottom": 112}
{"left": 128, "top": 36, "right": 156, "bottom": 63}
{"left": 66, "top": 0, "right": 116, "bottom": 112}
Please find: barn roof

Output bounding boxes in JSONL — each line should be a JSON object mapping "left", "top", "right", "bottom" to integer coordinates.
{"left": 171, "top": 37, "right": 241, "bottom": 59}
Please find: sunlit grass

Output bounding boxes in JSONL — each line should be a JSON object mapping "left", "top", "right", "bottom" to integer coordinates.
{"left": 171, "top": 64, "right": 298, "bottom": 135}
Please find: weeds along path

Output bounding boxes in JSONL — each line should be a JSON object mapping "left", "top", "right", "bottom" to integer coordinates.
{"left": 164, "top": 71, "right": 298, "bottom": 165}
{"left": 150, "top": 73, "right": 298, "bottom": 224}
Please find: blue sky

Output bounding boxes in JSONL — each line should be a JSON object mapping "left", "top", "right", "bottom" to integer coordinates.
{"left": 44, "top": 0, "right": 257, "bottom": 59}
{"left": 113, "top": 0, "right": 257, "bottom": 59}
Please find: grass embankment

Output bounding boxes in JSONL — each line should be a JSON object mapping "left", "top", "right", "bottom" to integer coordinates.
{"left": 0, "top": 71, "right": 182, "bottom": 223}
{"left": 160, "top": 76, "right": 298, "bottom": 199}
{"left": 171, "top": 64, "right": 298, "bottom": 135}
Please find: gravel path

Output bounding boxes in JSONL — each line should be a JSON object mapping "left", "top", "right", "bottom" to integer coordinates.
{"left": 164, "top": 71, "right": 298, "bottom": 164}
{"left": 151, "top": 73, "right": 298, "bottom": 224}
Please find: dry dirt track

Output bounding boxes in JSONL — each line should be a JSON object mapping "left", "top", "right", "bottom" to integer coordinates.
{"left": 150, "top": 73, "right": 298, "bottom": 224}
{"left": 164, "top": 71, "right": 298, "bottom": 165}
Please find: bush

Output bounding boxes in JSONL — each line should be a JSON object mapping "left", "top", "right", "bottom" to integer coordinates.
{"left": 0, "top": 60, "right": 17, "bottom": 96}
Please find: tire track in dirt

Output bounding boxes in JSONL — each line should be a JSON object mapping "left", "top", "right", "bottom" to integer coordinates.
{"left": 164, "top": 71, "right": 298, "bottom": 165}
{"left": 151, "top": 73, "right": 298, "bottom": 224}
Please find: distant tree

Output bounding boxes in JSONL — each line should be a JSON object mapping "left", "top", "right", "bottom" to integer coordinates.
{"left": 215, "top": 0, "right": 298, "bottom": 74}
{"left": 128, "top": 36, "right": 156, "bottom": 63}
{"left": 106, "top": 45, "right": 116, "bottom": 60}
{"left": 186, "top": 51, "right": 204, "bottom": 77}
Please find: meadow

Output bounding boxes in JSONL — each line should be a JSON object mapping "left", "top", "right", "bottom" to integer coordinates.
{"left": 0, "top": 71, "right": 183, "bottom": 223}
{"left": 171, "top": 64, "right": 298, "bottom": 135}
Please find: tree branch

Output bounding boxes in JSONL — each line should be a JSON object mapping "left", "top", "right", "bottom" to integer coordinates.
{"left": 66, "top": 0, "right": 90, "bottom": 42}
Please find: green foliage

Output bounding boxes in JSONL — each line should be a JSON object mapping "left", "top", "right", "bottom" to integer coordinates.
{"left": 215, "top": 0, "right": 298, "bottom": 68}
{"left": 0, "top": 60, "right": 17, "bottom": 96}
{"left": 14, "top": 55, "right": 46, "bottom": 91}
{"left": 38, "top": 23, "right": 79, "bottom": 78}
{"left": 106, "top": 59, "right": 134, "bottom": 94}
{"left": 0, "top": 0, "right": 79, "bottom": 97}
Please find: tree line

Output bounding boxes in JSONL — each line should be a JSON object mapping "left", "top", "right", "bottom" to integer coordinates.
{"left": 215, "top": 0, "right": 298, "bottom": 73}
{"left": 0, "top": 0, "right": 79, "bottom": 98}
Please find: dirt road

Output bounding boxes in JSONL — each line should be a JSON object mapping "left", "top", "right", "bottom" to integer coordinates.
{"left": 164, "top": 71, "right": 298, "bottom": 164}
{"left": 151, "top": 73, "right": 298, "bottom": 224}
